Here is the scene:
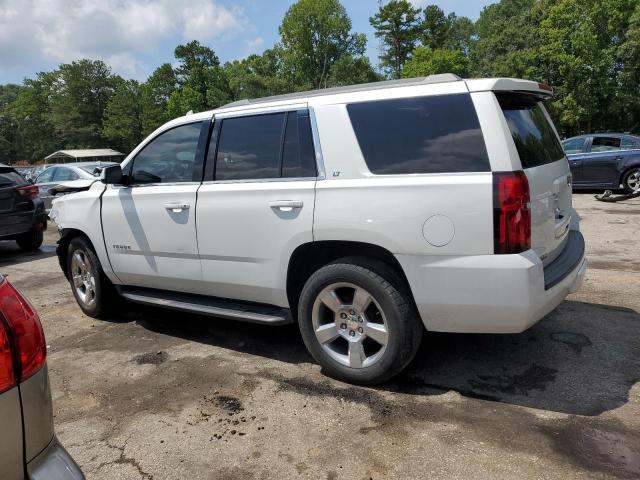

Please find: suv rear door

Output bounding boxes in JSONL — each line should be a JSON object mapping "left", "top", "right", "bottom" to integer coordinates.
{"left": 496, "top": 93, "right": 572, "bottom": 266}
{"left": 196, "top": 107, "right": 317, "bottom": 306}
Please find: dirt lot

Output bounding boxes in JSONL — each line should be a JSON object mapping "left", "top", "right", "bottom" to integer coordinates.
{"left": 1, "top": 193, "right": 639, "bottom": 480}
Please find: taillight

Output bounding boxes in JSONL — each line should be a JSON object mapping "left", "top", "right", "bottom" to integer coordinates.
{"left": 16, "top": 184, "right": 39, "bottom": 199}
{"left": 493, "top": 171, "right": 531, "bottom": 254}
{"left": 0, "top": 279, "right": 46, "bottom": 386}
{"left": 0, "top": 316, "right": 15, "bottom": 394}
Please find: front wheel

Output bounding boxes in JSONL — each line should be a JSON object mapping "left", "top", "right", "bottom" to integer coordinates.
{"left": 623, "top": 168, "right": 640, "bottom": 194}
{"left": 67, "top": 237, "right": 117, "bottom": 318}
{"left": 298, "top": 258, "right": 423, "bottom": 384}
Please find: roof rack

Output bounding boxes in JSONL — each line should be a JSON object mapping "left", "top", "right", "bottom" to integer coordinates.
{"left": 222, "top": 73, "right": 462, "bottom": 109}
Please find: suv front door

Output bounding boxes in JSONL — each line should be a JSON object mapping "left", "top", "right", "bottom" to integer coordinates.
{"left": 196, "top": 108, "right": 318, "bottom": 306}
{"left": 101, "top": 120, "right": 207, "bottom": 291}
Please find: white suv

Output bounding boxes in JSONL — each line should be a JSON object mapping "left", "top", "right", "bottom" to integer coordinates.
{"left": 51, "top": 74, "right": 587, "bottom": 384}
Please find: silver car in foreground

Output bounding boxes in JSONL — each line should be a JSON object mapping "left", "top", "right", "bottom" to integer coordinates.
{"left": 33, "top": 162, "right": 117, "bottom": 210}
{"left": 0, "top": 274, "right": 83, "bottom": 479}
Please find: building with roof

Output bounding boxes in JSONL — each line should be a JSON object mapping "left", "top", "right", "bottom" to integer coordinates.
{"left": 44, "top": 149, "right": 124, "bottom": 164}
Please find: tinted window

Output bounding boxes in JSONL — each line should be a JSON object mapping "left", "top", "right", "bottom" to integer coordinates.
{"left": 497, "top": 93, "right": 565, "bottom": 168}
{"left": 591, "top": 136, "right": 621, "bottom": 152}
{"left": 215, "top": 113, "right": 285, "bottom": 181}
{"left": 621, "top": 138, "right": 636, "bottom": 150}
{"left": 131, "top": 122, "right": 203, "bottom": 184}
{"left": 562, "top": 137, "right": 586, "bottom": 154}
{"left": 282, "top": 111, "right": 317, "bottom": 178}
{"left": 0, "top": 168, "right": 25, "bottom": 186}
{"left": 347, "top": 94, "right": 489, "bottom": 174}
{"left": 36, "top": 167, "right": 56, "bottom": 183}
{"left": 53, "top": 167, "right": 79, "bottom": 181}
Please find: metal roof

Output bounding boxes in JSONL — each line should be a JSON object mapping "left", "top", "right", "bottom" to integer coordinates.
{"left": 44, "top": 149, "right": 124, "bottom": 160}
{"left": 221, "top": 73, "right": 463, "bottom": 108}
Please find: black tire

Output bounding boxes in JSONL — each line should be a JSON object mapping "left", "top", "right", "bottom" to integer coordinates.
{"left": 66, "top": 236, "right": 119, "bottom": 318}
{"left": 16, "top": 230, "right": 43, "bottom": 251}
{"left": 298, "top": 257, "right": 423, "bottom": 385}
{"left": 622, "top": 167, "right": 640, "bottom": 194}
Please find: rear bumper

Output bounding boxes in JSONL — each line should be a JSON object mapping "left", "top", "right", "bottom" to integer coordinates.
{"left": 397, "top": 230, "right": 587, "bottom": 333}
{"left": 27, "top": 437, "right": 84, "bottom": 480}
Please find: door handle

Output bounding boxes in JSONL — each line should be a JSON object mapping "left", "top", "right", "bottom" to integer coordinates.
{"left": 270, "top": 200, "right": 303, "bottom": 212}
{"left": 165, "top": 202, "right": 190, "bottom": 212}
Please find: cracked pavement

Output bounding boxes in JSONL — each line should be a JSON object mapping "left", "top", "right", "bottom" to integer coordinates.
{"left": 1, "top": 193, "right": 639, "bottom": 479}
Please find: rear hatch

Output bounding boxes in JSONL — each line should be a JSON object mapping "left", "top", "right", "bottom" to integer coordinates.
{"left": 0, "top": 167, "right": 25, "bottom": 214}
{"left": 496, "top": 92, "right": 572, "bottom": 266}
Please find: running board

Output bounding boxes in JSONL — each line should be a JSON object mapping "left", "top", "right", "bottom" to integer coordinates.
{"left": 117, "top": 286, "right": 293, "bottom": 326}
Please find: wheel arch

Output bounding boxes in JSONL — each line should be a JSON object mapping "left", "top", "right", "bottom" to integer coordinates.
{"left": 286, "top": 240, "right": 414, "bottom": 317}
{"left": 57, "top": 228, "right": 94, "bottom": 278}
{"left": 620, "top": 163, "right": 640, "bottom": 189}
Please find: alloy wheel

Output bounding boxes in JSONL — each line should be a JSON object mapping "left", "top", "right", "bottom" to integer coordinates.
{"left": 70, "top": 249, "right": 97, "bottom": 308}
{"left": 311, "top": 282, "right": 389, "bottom": 369}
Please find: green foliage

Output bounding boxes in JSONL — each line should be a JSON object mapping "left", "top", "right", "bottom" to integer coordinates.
{"left": 140, "top": 64, "right": 177, "bottom": 135}
{"left": 279, "top": 0, "right": 367, "bottom": 89}
{"left": 402, "top": 47, "right": 470, "bottom": 78}
{"left": 224, "top": 49, "right": 290, "bottom": 100}
{"left": 102, "top": 79, "right": 143, "bottom": 152}
{"left": 370, "top": 0, "right": 421, "bottom": 78}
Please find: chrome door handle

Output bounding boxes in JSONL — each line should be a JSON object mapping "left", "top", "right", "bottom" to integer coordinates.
{"left": 270, "top": 200, "right": 303, "bottom": 212}
{"left": 165, "top": 202, "right": 190, "bottom": 212}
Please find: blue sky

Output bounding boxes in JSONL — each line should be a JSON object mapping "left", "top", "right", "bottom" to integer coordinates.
{"left": 0, "top": 0, "right": 495, "bottom": 85}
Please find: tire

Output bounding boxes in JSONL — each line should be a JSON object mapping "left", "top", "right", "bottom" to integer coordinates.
{"left": 16, "top": 230, "right": 43, "bottom": 251}
{"left": 298, "top": 257, "right": 423, "bottom": 385}
{"left": 66, "top": 236, "right": 118, "bottom": 318}
{"left": 622, "top": 167, "right": 640, "bottom": 194}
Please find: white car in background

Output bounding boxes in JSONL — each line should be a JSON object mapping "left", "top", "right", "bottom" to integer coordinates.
{"left": 33, "top": 162, "right": 117, "bottom": 210}
{"left": 50, "top": 74, "right": 587, "bottom": 384}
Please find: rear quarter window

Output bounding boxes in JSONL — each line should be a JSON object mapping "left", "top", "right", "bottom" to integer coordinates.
{"left": 347, "top": 93, "right": 490, "bottom": 175}
{"left": 496, "top": 92, "right": 565, "bottom": 168}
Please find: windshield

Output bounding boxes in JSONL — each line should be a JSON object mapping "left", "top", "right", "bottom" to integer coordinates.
{"left": 496, "top": 92, "right": 565, "bottom": 168}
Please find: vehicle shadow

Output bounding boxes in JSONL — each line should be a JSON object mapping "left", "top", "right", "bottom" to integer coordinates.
{"left": 130, "top": 298, "right": 639, "bottom": 417}
{"left": 0, "top": 241, "right": 57, "bottom": 268}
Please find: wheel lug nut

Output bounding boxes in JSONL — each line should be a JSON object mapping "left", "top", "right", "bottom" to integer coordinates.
{"left": 358, "top": 317, "right": 363, "bottom": 323}
{"left": 340, "top": 323, "right": 347, "bottom": 329}
{"left": 349, "top": 330, "right": 355, "bottom": 337}
{"left": 357, "top": 327, "right": 363, "bottom": 333}
{"left": 349, "top": 309, "right": 355, "bottom": 315}
{"left": 340, "top": 313, "right": 347, "bottom": 319}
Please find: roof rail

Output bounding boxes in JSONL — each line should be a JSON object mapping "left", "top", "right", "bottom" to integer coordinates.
{"left": 221, "top": 74, "right": 462, "bottom": 109}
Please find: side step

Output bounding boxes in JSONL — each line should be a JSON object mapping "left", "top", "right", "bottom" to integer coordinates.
{"left": 117, "top": 286, "right": 293, "bottom": 326}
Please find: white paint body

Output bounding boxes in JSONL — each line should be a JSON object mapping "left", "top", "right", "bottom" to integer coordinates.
{"left": 51, "top": 77, "right": 586, "bottom": 333}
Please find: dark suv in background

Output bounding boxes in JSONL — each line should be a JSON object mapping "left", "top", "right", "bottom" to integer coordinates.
{"left": 0, "top": 164, "right": 47, "bottom": 251}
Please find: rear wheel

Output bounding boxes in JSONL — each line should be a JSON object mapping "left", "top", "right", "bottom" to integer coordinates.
{"left": 67, "top": 237, "right": 118, "bottom": 318}
{"left": 298, "top": 258, "right": 423, "bottom": 384}
{"left": 623, "top": 168, "right": 640, "bottom": 194}
{"left": 16, "top": 230, "right": 43, "bottom": 251}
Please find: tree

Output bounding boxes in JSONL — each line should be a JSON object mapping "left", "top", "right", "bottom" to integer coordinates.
{"left": 326, "top": 56, "right": 380, "bottom": 87}
{"left": 279, "top": 0, "right": 367, "bottom": 89}
{"left": 140, "top": 63, "right": 177, "bottom": 135}
{"left": 172, "top": 40, "right": 231, "bottom": 113}
{"left": 402, "top": 47, "right": 470, "bottom": 78}
{"left": 370, "top": 0, "right": 421, "bottom": 78}
{"left": 420, "top": 5, "right": 454, "bottom": 50}
{"left": 618, "top": 2, "right": 640, "bottom": 131}
{"left": 224, "top": 49, "right": 290, "bottom": 100}
{"left": 0, "top": 84, "right": 23, "bottom": 162}
{"left": 103, "top": 79, "right": 143, "bottom": 153}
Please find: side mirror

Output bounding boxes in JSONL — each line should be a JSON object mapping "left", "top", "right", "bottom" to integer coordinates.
{"left": 101, "top": 165, "right": 123, "bottom": 185}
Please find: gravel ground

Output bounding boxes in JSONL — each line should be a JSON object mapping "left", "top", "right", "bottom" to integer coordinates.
{"left": 1, "top": 192, "right": 639, "bottom": 480}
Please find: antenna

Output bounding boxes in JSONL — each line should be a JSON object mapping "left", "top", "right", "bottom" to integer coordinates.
{"left": 377, "top": 0, "right": 385, "bottom": 74}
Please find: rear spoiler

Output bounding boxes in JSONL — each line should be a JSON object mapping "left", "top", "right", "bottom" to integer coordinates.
{"left": 466, "top": 78, "right": 554, "bottom": 98}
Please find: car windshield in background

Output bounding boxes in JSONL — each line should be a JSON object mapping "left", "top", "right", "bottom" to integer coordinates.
{"left": 496, "top": 92, "right": 565, "bottom": 168}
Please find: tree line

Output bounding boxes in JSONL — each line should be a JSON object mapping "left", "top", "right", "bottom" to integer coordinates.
{"left": 1, "top": 0, "right": 639, "bottom": 164}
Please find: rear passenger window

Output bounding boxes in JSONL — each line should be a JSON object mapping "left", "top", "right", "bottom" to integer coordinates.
{"left": 282, "top": 111, "right": 317, "bottom": 178}
{"left": 591, "top": 137, "right": 621, "bottom": 152}
{"left": 214, "top": 111, "right": 317, "bottom": 180}
{"left": 347, "top": 94, "right": 490, "bottom": 174}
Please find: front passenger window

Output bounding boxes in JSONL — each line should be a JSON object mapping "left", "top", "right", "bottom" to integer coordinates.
{"left": 131, "top": 122, "right": 203, "bottom": 184}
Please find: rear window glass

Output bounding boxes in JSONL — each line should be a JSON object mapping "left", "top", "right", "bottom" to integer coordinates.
{"left": 0, "top": 169, "right": 25, "bottom": 186}
{"left": 347, "top": 94, "right": 490, "bottom": 175}
{"left": 497, "top": 93, "right": 565, "bottom": 168}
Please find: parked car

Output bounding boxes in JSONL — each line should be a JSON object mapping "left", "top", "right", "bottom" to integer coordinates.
{"left": 50, "top": 75, "right": 586, "bottom": 384}
{"left": 562, "top": 133, "right": 640, "bottom": 193}
{"left": 0, "top": 164, "right": 47, "bottom": 251}
{"left": 33, "top": 162, "right": 117, "bottom": 210}
{"left": 29, "top": 165, "right": 53, "bottom": 183}
{"left": 13, "top": 166, "right": 35, "bottom": 181}
{"left": 0, "top": 274, "right": 84, "bottom": 479}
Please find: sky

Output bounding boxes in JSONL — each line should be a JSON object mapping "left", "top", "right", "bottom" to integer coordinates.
{"left": 0, "top": 0, "right": 496, "bottom": 85}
